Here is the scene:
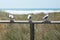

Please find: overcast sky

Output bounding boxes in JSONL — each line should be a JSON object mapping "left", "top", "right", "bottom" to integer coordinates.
{"left": 0, "top": 0, "right": 60, "bottom": 9}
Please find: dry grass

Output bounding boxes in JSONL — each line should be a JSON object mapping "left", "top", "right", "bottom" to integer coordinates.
{"left": 0, "top": 11, "right": 60, "bottom": 40}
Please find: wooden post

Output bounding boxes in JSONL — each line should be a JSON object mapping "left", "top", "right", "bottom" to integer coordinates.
{"left": 29, "top": 21, "right": 35, "bottom": 40}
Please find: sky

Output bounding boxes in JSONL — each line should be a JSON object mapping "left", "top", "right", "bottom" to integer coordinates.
{"left": 0, "top": 0, "right": 60, "bottom": 14}
{"left": 0, "top": 0, "right": 60, "bottom": 9}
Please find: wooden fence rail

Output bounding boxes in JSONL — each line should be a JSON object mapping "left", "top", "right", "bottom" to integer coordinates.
{"left": 0, "top": 20, "right": 60, "bottom": 40}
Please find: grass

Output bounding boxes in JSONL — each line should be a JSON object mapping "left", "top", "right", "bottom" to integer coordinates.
{"left": 0, "top": 11, "right": 60, "bottom": 40}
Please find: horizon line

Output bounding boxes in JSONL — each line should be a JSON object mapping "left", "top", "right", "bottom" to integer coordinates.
{"left": 0, "top": 8, "right": 60, "bottom": 10}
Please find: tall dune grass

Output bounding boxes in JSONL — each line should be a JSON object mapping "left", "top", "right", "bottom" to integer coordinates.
{"left": 0, "top": 11, "right": 60, "bottom": 40}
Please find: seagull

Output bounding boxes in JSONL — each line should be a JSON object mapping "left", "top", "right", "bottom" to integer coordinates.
{"left": 9, "top": 14, "right": 14, "bottom": 19}
{"left": 9, "top": 14, "right": 14, "bottom": 22}
{"left": 27, "top": 15, "right": 32, "bottom": 21}
{"left": 43, "top": 14, "right": 48, "bottom": 21}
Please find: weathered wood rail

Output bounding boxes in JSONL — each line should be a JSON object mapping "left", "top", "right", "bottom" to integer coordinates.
{"left": 0, "top": 20, "right": 60, "bottom": 40}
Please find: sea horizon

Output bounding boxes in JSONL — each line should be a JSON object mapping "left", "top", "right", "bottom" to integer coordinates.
{"left": 0, "top": 8, "right": 60, "bottom": 10}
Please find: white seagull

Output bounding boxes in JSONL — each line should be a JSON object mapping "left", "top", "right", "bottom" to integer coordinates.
{"left": 43, "top": 14, "right": 48, "bottom": 21}
{"left": 27, "top": 15, "right": 32, "bottom": 21}
{"left": 9, "top": 14, "right": 14, "bottom": 19}
{"left": 9, "top": 14, "right": 14, "bottom": 22}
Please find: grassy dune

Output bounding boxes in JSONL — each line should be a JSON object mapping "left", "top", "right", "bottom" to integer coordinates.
{"left": 0, "top": 11, "right": 60, "bottom": 40}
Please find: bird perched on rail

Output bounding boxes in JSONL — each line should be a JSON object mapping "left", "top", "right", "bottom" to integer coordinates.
{"left": 9, "top": 14, "right": 14, "bottom": 22}
{"left": 27, "top": 14, "right": 32, "bottom": 21}
{"left": 43, "top": 14, "right": 48, "bottom": 21}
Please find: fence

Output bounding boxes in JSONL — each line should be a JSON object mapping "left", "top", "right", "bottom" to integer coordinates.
{"left": 0, "top": 20, "right": 60, "bottom": 40}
